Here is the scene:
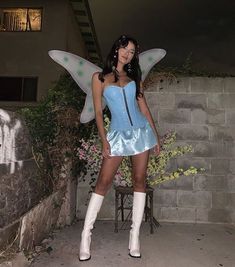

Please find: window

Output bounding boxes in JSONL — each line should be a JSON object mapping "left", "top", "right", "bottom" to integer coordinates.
{"left": 0, "top": 77, "right": 37, "bottom": 101}
{"left": 0, "top": 8, "right": 42, "bottom": 32}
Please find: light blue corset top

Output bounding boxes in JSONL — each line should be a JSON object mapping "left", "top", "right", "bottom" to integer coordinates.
{"left": 103, "top": 81, "right": 147, "bottom": 131}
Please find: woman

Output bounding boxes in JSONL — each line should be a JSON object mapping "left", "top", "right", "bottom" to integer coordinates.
{"left": 79, "top": 35, "right": 160, "bottom": 261}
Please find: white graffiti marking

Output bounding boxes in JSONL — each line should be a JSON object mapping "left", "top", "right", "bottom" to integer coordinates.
{"left": 0, "top": 109, "right": 23, "bottom": 173}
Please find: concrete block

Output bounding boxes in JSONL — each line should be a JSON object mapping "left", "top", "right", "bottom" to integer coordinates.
{"left": 212, "top": 192, "right": 230, "bottom": 209}
{"left": 144, "top": 93, "right": 159, "bottom": 121}
{"left": 176, "top": 207, "right": 196, "bottom": 222}
{"left": 211, "top": 159, "right": 230, "bottom": 175}
{"left": 229, "top": 160, "right": 235, "bottom": 174}
{"left": 159, "top": 207, "right": 196, "bottom": 222}
{"left": 158, "top": 123, "right": 176, "bottom": 136}
{"left": 145, "top": 78, "right": 168, "bottom": 92}
{"left": 159, "top": 109, "right": 191, "bottom": 124}
{"left": 177, "top": 190, "right": 212, "bottom": 208}
{"left": 149, "top": 106, "right": 159, "bottom": 122}
{"left": 193, "top": 175, "right": 227, "bottom": 191}
{"left": 145, "top": 93, "right": 158, "bottom": 109}
{"left": 191, "top": 77, "right": 224, "bottom": 93}
{"left": 207, "top": 94, "right": 221, "bottom": 109}
{"left": 225, "top": 142, "right": 235, "bottom": 158}
{"left": 227, "top": 175, "right": 235, "bottom": 192}
{"left": 156, "top": 93, "right": 175, "bottom": 108}
{"left": 153, "top": 205, "right": 161, "bottom": 219}
{"left": 208, "top": 93, "right": 235, "bottom": 109}
{"left": 207, "top": 109, "right": 226, "bottom": 124}
{"left": 208, "top": 208, "right": 231, "bottom": 223}
{"left": 174, "top": 175, "right": 193, "bottom": 190}
{"left": 209, "top": 126, "right": 235, "bottom": 141}
{"left": 154, "top": 189, "right": 177, "bottom": 207}
{"left": 158, "top": 207, "right": 179, "bottom": 221}
{"left": 196, "top": 208, "right": 209, "bottom": 222}
{"left": 224, "top": 77, "right": 235, "bottom": 92}
{"left": 190, "top": 141, "right": 209, "bottom": 157}
{"left": 191, "top": 109, "right": 207, "bottom": 124}
{"left": 175, "top": 94, "right": 207, "bottom": 110}
{"left": 229, "top": 210, "right": 235, "bottom": 223}
{"left": 221, "top": 192, "right": 235, "bottom": 208}
{"left": 157, "top": 179, "right": 176, "bottom": 189}
{"left": 220, "top": 142, "right": 235, "bottom": 158}
{"left": 226, "top": 110, "right": 235, "bottom": 125}
{"left": 176, "top": 157, "right": 210, "bottom": 173}
{"left": 147, "top": 77, "right": 190, "bottom": 93}
{"left": 191, "top": 141, "right": 224, "bottom": 158}
{"left": 175, "top": 125, "right": 209, "bottom": 141}
{"left": 166, "top": 77, "right": 191, "bottom": 93}
{"left": 229, "top": 193, "right": 235, "bottom": 207}
{"left": 145, "top": 92, "right": 175, "bottom": 108}
{"left": 165, "top": 158, "right": 178, "bottom": 172}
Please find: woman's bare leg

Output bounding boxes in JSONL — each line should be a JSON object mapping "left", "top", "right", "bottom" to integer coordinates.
{"left": 79, "top": 155, "right": 123, "bottom": 261}
{"left": 95, "top": 156, "right": 123, "bottom": 196}
{"left": 129, "top": 150, "right": 150, "bottom": 258}
{"left": 131, "top": 150, "right": 150, "bottom": 192}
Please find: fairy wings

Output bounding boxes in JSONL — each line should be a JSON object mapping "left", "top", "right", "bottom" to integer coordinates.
{"left": 48, "top": 48, "right": 166, "bottom": 123}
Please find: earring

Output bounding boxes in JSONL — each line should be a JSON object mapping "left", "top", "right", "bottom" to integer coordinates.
{"left": 127, "top": 63, "right": 132, "bottom": 73}
{"left": 114, "top": 49, "right": 118, "bottom": 58}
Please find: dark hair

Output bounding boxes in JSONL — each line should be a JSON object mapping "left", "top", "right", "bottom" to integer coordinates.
{"left": 99, "top": 35, "right": 142, "bottom": 98}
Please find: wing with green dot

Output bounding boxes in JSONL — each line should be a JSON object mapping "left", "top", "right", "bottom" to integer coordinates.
{"left": 139, "top": 48, "right": 166, "bottom": 81}
{"left": 48, "top": 50, "right": 103, "bottom": 123}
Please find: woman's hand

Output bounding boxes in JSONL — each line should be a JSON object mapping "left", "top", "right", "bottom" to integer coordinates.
{"left": 152, "top": 143, "right": 160, "bottom": 155}
{"left": 102, "top": 140, "right": 111, "bottom": 159}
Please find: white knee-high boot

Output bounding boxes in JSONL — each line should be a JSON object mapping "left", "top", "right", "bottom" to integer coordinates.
{"left": 79, "top": 192, "right": 104, "bottom": 261}
{"left": 129, "top": 191, "right": 146, "bottom": 258}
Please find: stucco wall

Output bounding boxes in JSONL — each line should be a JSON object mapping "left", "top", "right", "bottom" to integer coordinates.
{"left": 77, "top": 77, "right": 235, "bottom": 224}
{"left": 0, "top": 0, "right": 87, "bottom": 108}
{"left": 0, "top": 109, "right": 46, "bottom": 229}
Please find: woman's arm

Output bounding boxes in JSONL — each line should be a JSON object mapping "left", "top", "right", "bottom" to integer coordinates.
{"left": 137, "top": 83, "right": 160, "bottom": 154}
{"left": 92, "top": 72, "right": 111, "bottom": 158}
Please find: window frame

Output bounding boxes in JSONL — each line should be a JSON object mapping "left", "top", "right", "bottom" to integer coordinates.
{"left": 0, "top": 7, "right": 43, "bottom": 32}
{"left": 0, "top": 76, "right": 38, "bottom": 102}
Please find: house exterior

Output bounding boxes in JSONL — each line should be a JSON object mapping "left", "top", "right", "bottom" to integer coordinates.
{"left": 0, "top": 0, "right": 101, "bottom": 109}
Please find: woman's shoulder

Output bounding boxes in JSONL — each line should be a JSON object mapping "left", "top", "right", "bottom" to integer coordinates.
{"left": 92, "top": 71, "right": 101, "bottom": 80}
{"left": 103, "top": 72, "right": 116, "bottom": 83}
{"left": 92, "top": 71, "right": 112, "bottom": 79}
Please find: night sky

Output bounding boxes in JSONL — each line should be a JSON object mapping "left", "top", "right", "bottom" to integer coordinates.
{"left": 89, "top": 0, "right": 235, "bottom": 75}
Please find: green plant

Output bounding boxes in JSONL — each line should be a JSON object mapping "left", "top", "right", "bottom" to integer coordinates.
{"left": 20, "top": 74, "right": 96, "bottom": 193}
{"left": 77, "top": 116, "right": 204, "bottom": 188}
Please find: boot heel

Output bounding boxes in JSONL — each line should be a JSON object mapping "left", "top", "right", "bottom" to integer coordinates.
{"left": 79, "top": 232, "right": 91, "bottom": 261}
{"left": 129, "top": 231, "right": 141, "bottom": 258}
{"left": 128, "top": 230, "right": 132, "bottom": 250}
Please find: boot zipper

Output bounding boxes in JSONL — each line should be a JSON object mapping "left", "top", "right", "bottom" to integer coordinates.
{"left": 122, "top": 88, "right": 133, "bottom": 126}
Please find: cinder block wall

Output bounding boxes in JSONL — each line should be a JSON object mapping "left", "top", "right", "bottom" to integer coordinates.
{"left": 77, "top": 77, "right": 235, "bottom": 224}
{"left": 145, "top": 76, "right": 235, "bottom": 224}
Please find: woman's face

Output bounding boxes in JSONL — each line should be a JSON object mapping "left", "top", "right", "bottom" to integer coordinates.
{"left": 118, "top": 41, "right": 135, "bottom": 65}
